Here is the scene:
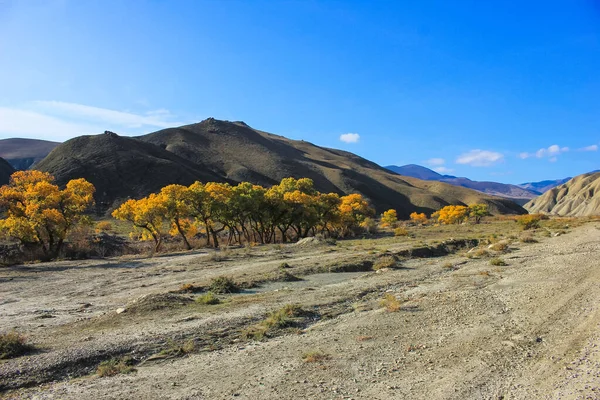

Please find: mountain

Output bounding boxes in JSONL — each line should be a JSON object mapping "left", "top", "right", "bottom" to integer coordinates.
{"left": 35, "top": 131, "right": 227, "bottom": 212}
{"left": 386, "top": 164, "right": 446, "bottom": 181}
{"left": 0, "top": 157, "right": 15, "bottom": 185}
{"left": 35, "top": 118, "right": 526, "bottom": 217}
{"left": 0, "top": 138, "right": 60, "bottom": 170}
{"left": 385, "top": 164, "right": 539, "bottom": 205}
{"left": 518, "top": 178, "right": 572, "bottom": 194}
{"left": 524, "top": 171, "right": 600, "bottom": 216}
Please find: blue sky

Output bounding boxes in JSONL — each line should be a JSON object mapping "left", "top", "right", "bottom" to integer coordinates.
{"left": 0, "top": 0, "right": 598, "bottom": 184}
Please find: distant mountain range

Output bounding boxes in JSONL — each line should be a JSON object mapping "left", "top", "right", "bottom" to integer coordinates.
{"left": 525, "top": 171, "right": 600, "bottom": 216}
{"left": 386, "top": 164, "right": 541, "bottom": 205}
{"left": 518, "top": 178, "right": 572, "bottom": 194}
{"left": 24, "top": 118, "right": 526, "bottom": 216}
{"left": 0, "top": 138, "right": 60, "bottom": 170}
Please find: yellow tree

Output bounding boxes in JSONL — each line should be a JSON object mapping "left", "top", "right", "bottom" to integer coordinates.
{"left": 436, "top": 205, "right": 468, "bottom": 225}
{"left": 158, "top": 184, "right": 194, "bottom": 250}
{"left": 0, "top": 171, "right": 95, "bottom": 259}
{"left": 409, "top": 212, "right": 428, "bottom": 225}
{"left": 112, "top": 193, "right": 167, "bottom": 252}
{"left": 337, "top": 193, "right": 375, "bottom": 236}
{"left": 380, "top": 209, "right": 398, "bottom": 228}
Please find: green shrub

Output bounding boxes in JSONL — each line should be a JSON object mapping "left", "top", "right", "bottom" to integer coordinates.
{"left": 196, "top": 292, "right": 220, "bottom": 305}
{"left": 209, "top": 276, "right": 240, "bottom": 294}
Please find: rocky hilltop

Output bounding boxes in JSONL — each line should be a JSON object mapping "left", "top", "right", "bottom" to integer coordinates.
{"left": 524, "top": 171, "right": 600, "bottom": 216}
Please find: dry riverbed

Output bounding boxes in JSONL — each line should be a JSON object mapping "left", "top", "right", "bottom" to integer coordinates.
{"left": 1, "top": 222, "right": 599, "bottom": 399}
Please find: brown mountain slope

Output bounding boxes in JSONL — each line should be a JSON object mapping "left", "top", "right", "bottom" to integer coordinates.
{"left": 139, "top": 118, "right": 525, "bottom": 217}
{"left": 524, "top": 172, "right": 600, "bottom": 216}
{"left": 0, "top": 138, "right": 59, "bottom": 170}
{"left": 35, "top": 131, "right": 227, "bottom": 212}
{"left": 0, "top": 157, "right": 15, "bottom": 185}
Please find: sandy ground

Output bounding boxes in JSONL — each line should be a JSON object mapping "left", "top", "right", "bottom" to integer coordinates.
{"left": 1, "top": 223, "right": 599, "bottom": 399}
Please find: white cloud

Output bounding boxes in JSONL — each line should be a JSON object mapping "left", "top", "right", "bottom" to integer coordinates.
{"left": 0, "top": 107, "right": 99, "bottom": 141}
{"left": 425, "top": 158, "right": 445, "bottom": 166}
{"left": 456, "top": 149, "right": 504, "bottom": 167}
{"left": 549, "top": 157, "right": 558, "bottom": 162}
{"left": 580, "top": 144, "right": 598, "bottom": 152}
{"left": 433, "top": 166, "right": 454, "bottom": 173}
{"left": 0, "top": 101, "right": 187, "bottom": 141}
{"left": 520, "top": 144, "right": 569, "bottom": 161}
{"left": 339, "top": 133, "right": 360, "bottom": 143}
{"left": 32, "top": 101, "right": 183, "bottom": 128}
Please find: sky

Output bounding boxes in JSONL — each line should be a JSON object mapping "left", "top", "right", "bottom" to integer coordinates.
{"left": 0, "top": 0, "right": 598, "bottom": 184}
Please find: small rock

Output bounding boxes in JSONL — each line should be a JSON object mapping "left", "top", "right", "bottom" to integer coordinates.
{"left": 116, "top": 307, "right": 126, "bottom": 314}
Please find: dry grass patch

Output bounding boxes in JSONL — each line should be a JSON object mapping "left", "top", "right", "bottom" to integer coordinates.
{"left": 466, "top": 248, "right": 490, "bottom": 259}
{"left": 489, "top": 241, "right": 509, "bottom": 252}
{"left": 97, "top": 356, "right": 136, "bottom": 377}
{"left": 520, "top": 235, "right": 538, "bottom": 243}
{"left": 373, "top": 255, "right": 398, "bottom": 270}
{"left": 242, "top": 304, "right": 306, "bottom": 341}
{"left": 489, "top": 258, "right": 507, "bottom": 266}
{"left": 0, "top": 331, "right": 34, "bottom": 359}
{"left": 302, "top": 349, "right": 330, "bottom": 363}
{"left": 179, "top": 283, "right": 202, "bottom": 293}
{"left": 394, "top": 227, "right": 409, "bottom": 237}
{"left": 379, "top": 293, "right": 402, "bottom": 312}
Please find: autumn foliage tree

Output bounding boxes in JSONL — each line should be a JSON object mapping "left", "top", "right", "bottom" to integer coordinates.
{"left": 435, "top": 205, "right": 469, "bottom": 225}
{"left": 112, "top": 193, "right": 167, "bottom": 252}
{"left": 0, "top": 171, "right": 95, "bottom": 259}
{"left": 409, "top": 212, "right": 428, "bottom": 225}
{"left": 380, "top": 209, "right": 398, "bottom": 228}
{"left": 432, "top": 203, "right": 491, "bottom": 225}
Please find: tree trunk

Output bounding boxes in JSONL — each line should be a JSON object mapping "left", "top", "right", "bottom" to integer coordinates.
{"left": 175, "top": 219, "right": 192, "bottom": 250}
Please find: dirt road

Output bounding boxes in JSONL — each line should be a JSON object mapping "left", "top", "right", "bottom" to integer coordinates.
{"left": 1, "top": 223, "right": 599, "bottom": 399}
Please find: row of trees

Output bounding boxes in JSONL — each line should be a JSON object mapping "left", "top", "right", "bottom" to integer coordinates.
{"left": 0, "top": 171, "right": 493, "bottom": 259}
{"left": 112, "top": 178, "right": 376, "bottom": 251}
{"left": 377, "top": 204, "right": 490, "bottom": 229}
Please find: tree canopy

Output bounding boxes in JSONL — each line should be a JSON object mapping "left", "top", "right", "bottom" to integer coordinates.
{"left": 0, "top": 171, "right": 95, "bottom": 258}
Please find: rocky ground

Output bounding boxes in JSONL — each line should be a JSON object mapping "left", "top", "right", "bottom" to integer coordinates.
{"left": 1, "top": 222, "right": 599, "bottom": 399}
